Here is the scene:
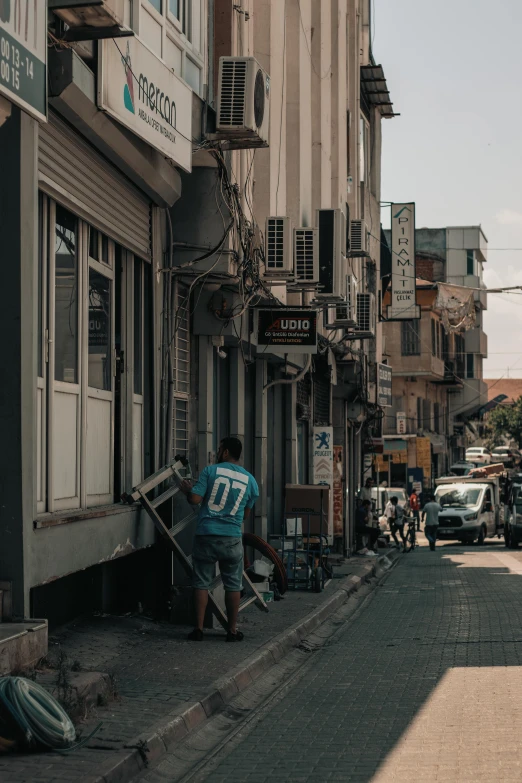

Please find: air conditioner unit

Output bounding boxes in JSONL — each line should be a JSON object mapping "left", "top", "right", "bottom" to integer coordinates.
{"left": 294, "top": 228, "right": 319, "bottom": 284}
{"left": 334, "top": 275, "right": 358, "bottom": 325}
{"left": 353, "top": 293, "right": 376, "bottom": 337}
{"left": 216, "top": 57, "right": 270, "bottom": 147}
{"left": 49, "top": 0, "right": 129, "bottom": 40}
{"left": 265, "top": 217, "right": 293, "bottom": 276}
{"left": 349, "top": 220, "right": 370, "bottom": 257}
{"left": 315, "top": 209, "right": 346, "bottom": 300}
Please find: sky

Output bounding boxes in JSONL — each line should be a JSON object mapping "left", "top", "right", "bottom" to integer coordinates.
{"left": 374, "top": 0, "right": 522, "bottom": 378}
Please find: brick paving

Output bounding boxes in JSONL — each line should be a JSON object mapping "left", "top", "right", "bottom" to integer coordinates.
{"left": 0, "top": 554, "right": 379, "bottom": 782}
{"left": 184, "top": 540, "right": 522, "bottom": 783}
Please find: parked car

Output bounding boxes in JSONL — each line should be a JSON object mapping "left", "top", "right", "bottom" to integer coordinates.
{"left": 465, "top": 447, "right": 492, "bottom": 465}
{"left": 491, "top": 447, "right": 518, "bottom": 468}
{"left": 448, "top": 461, "right": 474, "bottom": 477}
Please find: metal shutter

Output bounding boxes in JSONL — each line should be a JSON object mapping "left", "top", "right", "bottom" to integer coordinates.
{"left": 38, "top": 113, "right": 151, "bottom": 261}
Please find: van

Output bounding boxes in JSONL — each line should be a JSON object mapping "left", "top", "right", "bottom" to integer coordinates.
{"left": 434, "top": 479, "right": 500, "bottom": 544}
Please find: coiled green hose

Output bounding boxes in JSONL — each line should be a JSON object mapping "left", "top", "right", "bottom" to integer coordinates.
{"left": 0, "top": 676, "right": 101, "bottom": 753}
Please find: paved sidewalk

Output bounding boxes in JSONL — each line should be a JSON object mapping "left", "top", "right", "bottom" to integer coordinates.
{"left": 0, "top": 549, "right": 396, "bottom": 783}
{"left": 175, "top": 539, "right": 522, "bottom": 783}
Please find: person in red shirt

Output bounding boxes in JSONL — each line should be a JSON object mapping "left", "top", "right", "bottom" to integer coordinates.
{"left": 410, "top": 490, "right": 421, "bottom": 531}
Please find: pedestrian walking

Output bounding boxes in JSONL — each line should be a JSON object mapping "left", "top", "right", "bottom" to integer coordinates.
{"left": 410, "top": 489, "right": 421, "bottom": 531}
{"left": 422, "top": 495, "right": 442, "bottom": 551}
{"left": 385, "top": 496, "right": 406, "bottom": 550}
{"left": 356, "top": 499, "right": 379, "bottom": 552}
{"left": 181, "top": 437, "right": 259, "bottom": 642}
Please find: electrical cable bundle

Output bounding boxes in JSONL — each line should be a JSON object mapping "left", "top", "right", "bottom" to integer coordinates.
{"left": 0, "top": 677, "right": 101, "bottom": 753}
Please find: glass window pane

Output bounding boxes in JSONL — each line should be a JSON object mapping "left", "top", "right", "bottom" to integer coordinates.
{"left": 55, "top": 207, "right": 78, "bottom": 383}
{"left": 134, "top": 259, "right": 143, "bottom": 395}
{"left": 169, "top": 0, "right": 180, "bottom": 18}
{"left": 101, "top": 234, "right": 109, "bottom": 264}
{"left": 88, "top": 270, "right": 112, "bottom": 390}
{"left": 89, "top": 227, "right": 99, "bottom": 261}
{"left": 148, "top": 0, "right": 162, "bottom": 12}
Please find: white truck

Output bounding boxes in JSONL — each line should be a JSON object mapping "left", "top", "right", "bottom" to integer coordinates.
{"left": 434, "top": 469, "right": 507, "bottom": 544}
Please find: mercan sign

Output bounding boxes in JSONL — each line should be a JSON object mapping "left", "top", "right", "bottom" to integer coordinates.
{"left": 98, "top": 38, "right": 192, "bottom": 172}
{"left": 0, "top": 1, "right": 47, "bottom": 121}
{"left": 388, "top": 203, "right": 420, "bottom": 320}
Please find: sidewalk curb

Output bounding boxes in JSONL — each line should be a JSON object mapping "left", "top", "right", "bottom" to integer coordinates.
{"left": 94, "top": 550, "right": 400, "bottom": 783}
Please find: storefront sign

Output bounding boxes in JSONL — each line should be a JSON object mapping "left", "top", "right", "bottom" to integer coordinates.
{"left": 377, "top": 363, "right": 392, "bottom": 407}
{"left": 0, "top": 1, "right": 47, "bottom": 121}
{"left": 388, "top": 203, "right": 420, "bottom": 320}
{"left": 415, "top": 437, "right": 431, "bottom": 487}
{"left": 333, "top": 445, "right": 343, "bottom": 539}
{"left": 313, "top": 426, "right": 333, "bottom": 539}
{"left": 256, "top": 309, "right": 317, "bottom": 354}
{"left": 99, "top": 37, "right": 192, "bottom": 172}
{"left": 396, "top": 412, "right": 407, "bottom": 435}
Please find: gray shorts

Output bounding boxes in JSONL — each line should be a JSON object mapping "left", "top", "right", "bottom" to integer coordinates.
{"left": 192, "top": 536, "right": 244, "bottom": 592}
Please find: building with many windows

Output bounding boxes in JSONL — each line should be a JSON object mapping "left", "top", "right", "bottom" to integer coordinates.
{"left": 0, "top": 0, "right": 394, "bottom": 626}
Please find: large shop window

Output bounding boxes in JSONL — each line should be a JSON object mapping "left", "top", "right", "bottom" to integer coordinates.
{"left": 37, "top": 195, "right": 151, "bottom": 515}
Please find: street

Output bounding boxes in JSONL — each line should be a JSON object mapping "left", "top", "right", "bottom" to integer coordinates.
{"left": 141, "top": 537, "right": 522, "bottom": 782}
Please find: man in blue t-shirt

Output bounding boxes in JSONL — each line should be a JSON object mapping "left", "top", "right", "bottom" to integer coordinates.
{"left": 181, "top": 437, "right": 259, "bottom": 642}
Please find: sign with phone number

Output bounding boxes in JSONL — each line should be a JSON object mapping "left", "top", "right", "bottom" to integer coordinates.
{"left": 0, "top": 2, "right": 47, "bottom": 122}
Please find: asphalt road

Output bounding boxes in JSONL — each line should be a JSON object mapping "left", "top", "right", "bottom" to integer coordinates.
{"left": 145, "top": 535, "right": 522, "bottom": 782}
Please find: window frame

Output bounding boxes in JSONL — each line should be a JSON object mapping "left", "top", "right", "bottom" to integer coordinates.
{"left": 466, "top": 249, "right": 475, "bottom": 276}
{"left": 401, "top": 321, "right": 421, "bottom": 356}
{"left": 36, "top": 194, "right": 150, "bottom": 517}
{"left": 137, "top": 0, "right": 206, "bottom": 95}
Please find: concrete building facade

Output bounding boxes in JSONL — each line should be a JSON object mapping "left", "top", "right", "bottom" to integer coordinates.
{"left": 0, "top": 0, "right": 394, "bottom": 625}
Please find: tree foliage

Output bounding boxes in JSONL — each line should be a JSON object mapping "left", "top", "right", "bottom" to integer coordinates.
{"left": 485, "top": 397, "right": 522, "bottom": 448}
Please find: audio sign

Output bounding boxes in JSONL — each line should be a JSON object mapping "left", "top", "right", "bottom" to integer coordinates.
{"left": 256, "top": 309, "right": 318, "bottom": 354}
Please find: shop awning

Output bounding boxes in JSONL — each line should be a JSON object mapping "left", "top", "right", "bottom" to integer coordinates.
{"left": 360, "top": 64, "right": 398, "bottom": 118}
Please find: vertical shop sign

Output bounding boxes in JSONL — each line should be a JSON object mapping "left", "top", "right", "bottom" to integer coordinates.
{"left": 388, "top": 203, "right": 420, "bottom": 320}
{"left": 416, "top": 437, "right": 432, "bottom": 487}
{"left": 313, "top": 426, "right": 334, "bottom": 540}
{"left": 333, "top": 445, "right": 343, "bottom": 539}
{"left": 0, "top": 1, "right": 47, "bottom": 121}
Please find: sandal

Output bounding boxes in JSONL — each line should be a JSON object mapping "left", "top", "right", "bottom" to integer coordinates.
{"left": 226, "top": 630, "right": 244, "bottom": 642}
{"left": 187, "top": 628, "right": 204, "bottom": 641}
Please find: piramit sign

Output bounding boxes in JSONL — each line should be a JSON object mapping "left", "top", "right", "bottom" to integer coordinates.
{"left": 388, "top": 202, "right": 420, "bottom": 320}
{"left": 99, "top": 38, "right": 192, "bottom": 172}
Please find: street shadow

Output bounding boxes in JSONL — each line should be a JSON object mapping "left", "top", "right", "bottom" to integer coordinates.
{"left": 234, "top": 539, "right": 522, "bottom": 782}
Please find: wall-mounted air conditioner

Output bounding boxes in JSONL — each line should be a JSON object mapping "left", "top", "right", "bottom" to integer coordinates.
{"left": 216, "top": 57, "right": 270, "bottom": 147}
{"left": 265, "top": 217, "right": 293, "bottom": 276}
{"left": 49, "top": 0, "right": 129, "bottom": 40}
{"left": 294, "top": 227, "right": 319, "bottom": 284}
{"left": 353, "top": 292, "right": 376, "bottom": 337}
{"left": 315, "top": 208, "right": 346, "bottom": 300}
{"left": 349, "top": 219, "right": 370, "bottom": 257}
{"left": 334, "top": 275, "right": 358, "bottom": 325}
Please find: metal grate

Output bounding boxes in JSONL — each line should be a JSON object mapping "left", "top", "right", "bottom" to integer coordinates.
{"left": 266, "top": 218, "right": 287, "bottom": 270}
{"left": 173, "top": 283, "right": 190, "bottom": 393}
{"left": 219, "top": 60, "right": 247, "bottom": 127}
{"left": 173, "top": 397, "right": 189, "bottom": 459}
{"left": 355, "top": 293, "right": 374, "bottom": 333}
{"left": 350, "top": 220, "right": 363, "bottom": 252}
{"left": 294, "top": 228, "right": 318, "bottom": 282}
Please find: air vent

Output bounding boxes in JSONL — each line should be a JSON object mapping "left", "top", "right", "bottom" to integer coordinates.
{"left": 349, "top": 220, "right": 370, "bottom": 256}
{"left": 218, "top": 59, "right": 247, "bottom": 127}
{"left": 216, "top": 58, "right": 271, "bottom": 148}
{"left": 294, "top": 228, "right": 318, "bottom": 283}
{"left": 354, "top": 292, "right": 375, "bottom": 336}
{"left": 335, "top": 275, "right": 358, "bottom": 324}
{"left": 265, "top": 217, "right": 293, "bottom": 276}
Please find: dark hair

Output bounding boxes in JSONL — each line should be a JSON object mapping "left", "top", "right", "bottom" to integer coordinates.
{"left": 391, "top": 496, "right": 398, "bottom": 503}
{"left": 365, "top": 478, "right": 373, "bottom": 486}
{"left": 220, "top": 437, "right": 242, "bottom": 460}
{"left": 362, "top": 499, "right": 371, "bottom": 507}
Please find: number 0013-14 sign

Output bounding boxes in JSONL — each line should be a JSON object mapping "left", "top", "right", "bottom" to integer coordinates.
{"left": 0, "top": 1, "right": 47, "bottom": 122}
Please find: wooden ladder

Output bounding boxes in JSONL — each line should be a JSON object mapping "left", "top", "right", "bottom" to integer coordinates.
{"left": 122, "top": 457, "right": 269, "bottom": 629}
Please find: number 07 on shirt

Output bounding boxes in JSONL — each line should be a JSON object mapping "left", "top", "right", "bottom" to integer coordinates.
{"left": 191, "top": 463, "right": 260, "bottom": 537}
